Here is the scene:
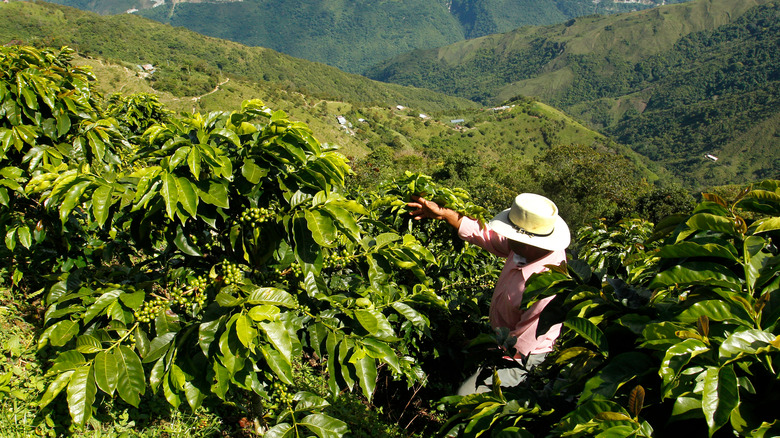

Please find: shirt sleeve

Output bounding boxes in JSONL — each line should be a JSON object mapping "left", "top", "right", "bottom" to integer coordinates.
{"left": 457, "top": 217, "right": 511, "bottom": 258}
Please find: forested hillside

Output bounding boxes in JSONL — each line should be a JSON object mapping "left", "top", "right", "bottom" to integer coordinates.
{"left": 44, "top": 0, "right": 689, "bottom": 73}
{"left": 368, "top": 0, "right": 780, "bottom": 189}
{"left": 135, "top": 0, "right": 561, "bottom": 74}
{"left": 0, "top": 1, "right": 473, "bottom": 113}
{"left": 1, "top": 0, "right": 667, "bottom": 227}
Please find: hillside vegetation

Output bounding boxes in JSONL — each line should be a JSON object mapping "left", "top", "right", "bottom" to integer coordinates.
{"left": 368, "top": 0, "right": 780, "bottom": 189}
{"left": 1, "top": 0, "right": 668, "bottom": 227}
{"left": 45, "top": 0, "right": 688, "bottom": 73}
{"left": 0, "top": 0, "right": 475, "bottom": 114}
{"left": 75, "top": 52, "right": 659, "bottom": 229}
{"left": 2, "top": 43, "right": 779, "bottom": 438}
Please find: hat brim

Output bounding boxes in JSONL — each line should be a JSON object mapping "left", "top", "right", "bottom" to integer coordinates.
{"left": 488, "top": 209, "right": 570, "bottom": 251}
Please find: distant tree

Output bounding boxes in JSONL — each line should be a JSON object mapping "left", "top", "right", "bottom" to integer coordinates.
{"left": 533, "top": 144, "right": 650, "bottom": 228}
{"left": 634, "top": 183, "right": 696, "bottom": 224}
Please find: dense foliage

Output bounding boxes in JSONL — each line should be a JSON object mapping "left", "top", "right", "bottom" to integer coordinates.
{"left": 3, "top": 43, "right": 776, "bottom": 437}
{"left": 0, "top": 44, "right": 503, "bottom": 436}
{"left": 439, "top": 184, "right": 780, "bottom": 437}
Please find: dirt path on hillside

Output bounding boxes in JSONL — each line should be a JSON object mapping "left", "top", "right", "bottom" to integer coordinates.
{"left": 192, "top": 78, "right": 230, "bottom": 103}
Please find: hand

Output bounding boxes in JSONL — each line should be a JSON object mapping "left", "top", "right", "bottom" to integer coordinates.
{"left": 407, "top": 195, "right": 444, "bottom": 220}
{"left": 407, "top": 195, "right": 463, "bottom": 228}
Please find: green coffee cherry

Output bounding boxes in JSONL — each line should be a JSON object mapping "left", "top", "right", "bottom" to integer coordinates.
{"left": 289, "top": 262, "right": 303, "bottom": 277}
{"left": 323, "top": 248, "right": 353, "bottom": 269}
{"left": 240, "top": 207, "right": 273, "bottom": 227}
{"left": 222, "top": 262, "right": 244, "bottom": 285}
{"left": 133, "top": 275, "right": 209, "bottom": 323}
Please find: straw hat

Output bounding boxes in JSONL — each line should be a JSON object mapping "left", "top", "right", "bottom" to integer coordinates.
{"left": 488, "top": 193, "right": 570, "bottom": 251}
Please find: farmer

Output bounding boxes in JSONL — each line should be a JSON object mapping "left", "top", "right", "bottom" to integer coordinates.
{"left": 407, "top": 193, "right": 570, "bottom": 394}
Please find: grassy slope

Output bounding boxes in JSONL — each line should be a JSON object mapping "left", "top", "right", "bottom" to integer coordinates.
{"left": 73, "top": 54, "right": 377, "bottom": 157}
{"left": 369, "top": 0, "right": 768, "bottom": 101}
{"left": 0, "top": 1, "right": 476, "bottom": 114}
{"left": 497, "top": 0, "right": 768, "bottom": 102}
{"left": 367, "top": 0, "right": 779, "bottom": 188}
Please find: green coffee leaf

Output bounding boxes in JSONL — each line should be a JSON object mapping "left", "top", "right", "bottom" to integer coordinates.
{"left": 235, "top": 313, "right": 257, "bottom": 349}
{"left": 299, "top": 413, "right": 349, "bottom": 438}
{"left": 93, "top": 351, "right": 118, "bottom": 395}
{"left": 241, "top": 158, "right": 268, "bottom": 184}
{"left": 91, "top": 184, "right": 113, "bottom": 226}
{"left": 564, "top": 317, "right": 608, "bottom": 355}
{"left": 169, "top": 145, "right": 190, "bottom": 170}
{"left": 650, "top": 262, "right": 741, "bottom": 290}
{"left": 264, "top": 424, "right": 293, "bottom": 438}
{"left": 686, "top": 213, "right": 739, "bottom": 236}
{"left": 703, "top": 365, "right": 739, "bottom": 437}
{"left": 581, "top": 352, "right": 653, "bottom": 402}
{"left": 59, "top": 180, "right": 91, "bottom": 224}
{"left": 260, "top": 345, "right": 293, "bottom": 385}
{"left": 83, "top": 289, "right": 122, "bottom": 324}
{"left": 144, "top": 332, "right": 176, "bottom": 363}
{"left": 115, "top": 345, "right": 145, "bottom": 407}
{"left": 305, "top": 209, "right": 337, "bottom": 248}
{"left": 659, "top": 338, "right": 709, "bottom": 395}
{"left": 75, "top": 334, "right": 103, "bottom": 354}
{"left": 161, "top": 172, "right": 178, "bottom": 219}
{"left": 38, "top": 370, "right": 74, "bottom": 409}
{"left": 66, "top": 365, "right": 96, "bottom": 427}
{"left": 355, "top": 309, "right": 396, "bottom": 340}
{"left": 245, "top": 287, "right": 296, "bottom": 308}
{"left": 259, "top": 321, "right": 293, "bottom": 363}
{"left": 719, "top": 329, "right": 777, "bottom": 363}
{"left": 176, "top": 176, "right": 199, "bottom": 218}
{"left": 183, "top": 381, "right": 205, "bottom": 411}
{"left": 187, "top": 146, "right": 202, "bottom": 180}
{"left": 248, "top": 304, "right": 281, "bottom": 321}
{"left": 198, "top": 319, "right": 221, "bottom": 358}
{"left": 49, "top": 320, "right": 79, "bottom": 347}
{"left": 353, "top": 355, "right": 377, "bottom": 402}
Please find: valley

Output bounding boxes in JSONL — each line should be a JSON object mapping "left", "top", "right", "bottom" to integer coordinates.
{"left": 368, "top": 0, "right": 780, "bottom": 188}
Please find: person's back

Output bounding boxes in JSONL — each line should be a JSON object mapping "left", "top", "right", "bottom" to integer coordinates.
{"left": 408, "top": 193, "right": 570, "bottom": 393}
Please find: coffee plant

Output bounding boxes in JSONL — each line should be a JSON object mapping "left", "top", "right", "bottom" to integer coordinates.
{"left": 438, "top": 182, "right": 780, "bottom": 437}
{"left": 1, "top": 45, "right": 492, "bottom": 434}
{"left": 6, "top": 44, "right": 778, "bottom": 438}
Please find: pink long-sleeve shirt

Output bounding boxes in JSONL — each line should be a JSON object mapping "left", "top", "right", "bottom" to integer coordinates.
{"left": 458, "top": 217, "right": 565, "bottom": 357}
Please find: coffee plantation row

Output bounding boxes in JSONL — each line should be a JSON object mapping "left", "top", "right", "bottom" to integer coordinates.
{"left": 2, "top": 45, "right": 779, "bottom": 437}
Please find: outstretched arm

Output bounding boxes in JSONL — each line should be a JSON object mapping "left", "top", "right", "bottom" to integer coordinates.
{"left": 407, "top": 195, "right": 464, "bottom": 229}
{"left": 410, "top": 195, "right": 513, "bottom": 257}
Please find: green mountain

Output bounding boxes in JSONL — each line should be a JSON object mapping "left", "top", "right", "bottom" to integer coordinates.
{"left": 0, "top": 1, "right": 474, "bottom": 113}
{"left": 367, "top": 0, "right": 780, "bottom": 188}
{"left": 0, "top": 0, "right": 661, "bottom": 226}
{"left": 42, "top": 0, "right": 688, "bottom": 74}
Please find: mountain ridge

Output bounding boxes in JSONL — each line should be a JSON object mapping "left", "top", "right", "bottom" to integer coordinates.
{"left": 43, "top": 0, "right": 689, "bottom": 73}
{"left": 0, "top": 1, "right": 476, "bottom": 114}
{"left": 367, "top": 0, "right": 780, "bottom": 188}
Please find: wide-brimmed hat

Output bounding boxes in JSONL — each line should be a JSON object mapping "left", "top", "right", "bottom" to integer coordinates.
{"left": 488, "top": 193, "right": 570, "bottom": 251}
